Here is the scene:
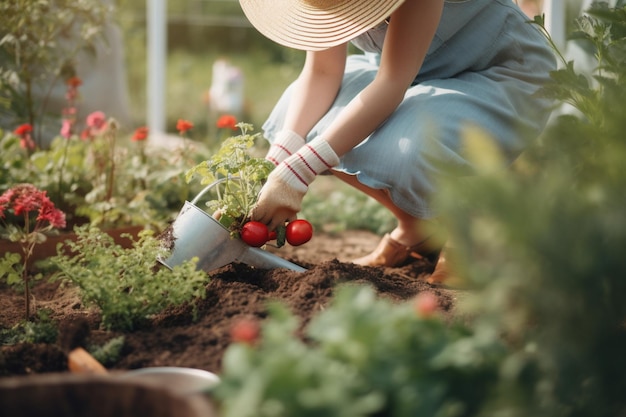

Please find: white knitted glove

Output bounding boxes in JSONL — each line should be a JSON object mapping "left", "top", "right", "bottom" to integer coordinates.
{"left": 265, "top": 130, "right": 305, "bottom": 166}
{"left": 252, "top": 136, "right": 339, "bottom": 230}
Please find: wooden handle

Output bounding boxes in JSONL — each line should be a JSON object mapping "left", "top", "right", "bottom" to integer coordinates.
{"left": 68, "top": 347, "right": 108, "bottom": 375}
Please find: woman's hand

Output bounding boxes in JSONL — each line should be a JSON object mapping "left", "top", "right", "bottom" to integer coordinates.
{"left": 251, "top": 136, "right": 339, "bottom": 231}
{"left": 250, "top": 174, "right": 302, "bottom": 231}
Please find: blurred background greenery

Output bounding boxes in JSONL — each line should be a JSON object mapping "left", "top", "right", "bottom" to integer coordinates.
{"left": 115, "top": 0, "right": 305, "bottom": 140}
{"left": 110, "top": 0, "right": 397, "bottom": 234}
{"left": 0, "top": 0, "right": 605, "bottom": 236}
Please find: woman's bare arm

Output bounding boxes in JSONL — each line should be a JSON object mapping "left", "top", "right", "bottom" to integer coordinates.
{"left": 282, "top": 45, "right": 347, "bottom": 137}
{"left": 321, "top": 0, "right": 444, "bottom": 156}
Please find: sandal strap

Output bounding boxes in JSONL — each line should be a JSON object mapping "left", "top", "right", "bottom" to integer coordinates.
{"left": 352, "top": 233, "right": 443, "bottom": 267}
{"left": 390, "top": 234, "right": 442, "bottom": 264}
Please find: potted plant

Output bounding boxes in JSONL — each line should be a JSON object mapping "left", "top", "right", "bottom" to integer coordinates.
{"left": 159, "top": 122, "right": 307, "bottom": 273}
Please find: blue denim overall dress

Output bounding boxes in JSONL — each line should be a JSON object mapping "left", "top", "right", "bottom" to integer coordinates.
{"left": 262, "top": 0, "right": 557, "bottom": 219}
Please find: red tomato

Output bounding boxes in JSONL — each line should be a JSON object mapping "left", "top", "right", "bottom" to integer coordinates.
{"left": 285, "top": 219, "right": 313, "bottom": 246}
{"left": 240, "top": 221, "right": 269, "bottom": 247}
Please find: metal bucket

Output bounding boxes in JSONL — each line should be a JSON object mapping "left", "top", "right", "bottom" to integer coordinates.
{"left": 121, "top": 367, "right": 220, "bottom": 395}
{"left": 158, "top": 178, "right": 306, "bottom": 273}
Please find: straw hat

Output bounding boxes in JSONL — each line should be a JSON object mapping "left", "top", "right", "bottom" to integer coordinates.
{"left": 239, "top": 0, "right": 406, "bottom": 51}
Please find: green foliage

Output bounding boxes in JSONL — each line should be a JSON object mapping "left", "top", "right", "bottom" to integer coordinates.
{"left": 215, "top": 285, "right": 505, "bottom": 417}
{"left": 0, "top": 309, "right": 58, "bottom": 345}
{"left": 0, "top": 251, "right": 23, "bottom": 287}
{"left": 89, "top": 336, "right": 125, "bottom": 367}
{"left": 0, "top": 124, "right": 210, "bottom": 230}
{"left": 215, "top": 3, "right": 626, "bottom": 417}
{"left": 185, "top": 123, "right": 273, "bottom": 230}
{"left": 0, "top": 248, "right": 45, "bottom": 297}
{"left": 0, "top": 0, "right": 112, "bottom": 135}
{"left": 0, "top": 183, "right": 66, "bottom": 319}
{"left": 303, "top": 180, "right": 396, "bottom": 235}
{"left": 432, "top": 4, "right": 626, "bottom": 416}
{"left": 51, "top": 225, "right": 209, "bottom": 331}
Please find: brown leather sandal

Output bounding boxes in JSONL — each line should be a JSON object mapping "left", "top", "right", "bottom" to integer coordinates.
{"left": 351, "top": 233, "right": 442, "bottom": 267}
{"left": 427, "top": 250, "right": 449, "bottom": 284}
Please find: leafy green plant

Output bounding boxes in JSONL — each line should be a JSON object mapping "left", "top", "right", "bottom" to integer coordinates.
{"left": 0, "top": 0, "right": 112, "bottom": 142}
{"left": 0, "top": 309, "right": 58, "bottom": 345}
{"left": 215, "top": 285, "right": 505, "bottom": 417}
{"left": 1, "top": 111, "right": 211, "bottom": 230}
{"left": 185, "top": 122, "right": 273, "bottom": 231}
{"left": 434, "top": 3, "right": 626, "bottom": 415}
{"left": 214, "top": 4, "right": 626, "bottom": 417}
{"left": 303, "top": 179, "right": 396, "bottom": 235}
{"left": 52, "top": 225, "right": 209, "bottom": 331}
{"left": 0, "top": 184, "right": 66, "bottom": 319}
{"left": 89, "top": 336, "right": 125, "bottom": 367}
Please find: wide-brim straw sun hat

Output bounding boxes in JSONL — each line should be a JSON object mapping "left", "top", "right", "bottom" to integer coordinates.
{"left": 239, "top": 0, "right": 406, "bottom": 51}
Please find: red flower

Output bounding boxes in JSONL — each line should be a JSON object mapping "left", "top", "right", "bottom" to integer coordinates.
{"left": 0, "top": 184, "right": 66, "bottom": 229}
{"left": 176, "top": 119, "right": 194, "bottom": 134}
{"left": 20, "top": 137, "right": 36, "bottom": 151}
{"left": 229, "top": 318, "right": 260, "bottom": 345}
{"left": 60, "top": 119, "right": 73, "bottom": 139}
{"left": 86, "top": 111, "right": 107, "bottom": 130}
{"left": 0, "top": 188, "right": 15, "bottom": 218}
{"left": 216, "top": 114, "right": 238, "bottom": 131}
{"left": 414, "top": 292, "right": 439, "bottom": 318}
{"left": 132, "top": 126, "right": 149, "bottom": 141}
{"left": 14, "top": 123, "right": 33, "bottom": 137}
{"left": 37, "top": 199, "right": 66, "bottom": 229}
{"left": 80, "top": 128, "right": 93, "bottom": 140}
{"left": 15, "top": 123, "right": 36, "bottom": 149}
{"left": 13, "top": 187, "right": 44, "bottom": 216}
{"left": 66, "top": 76, "right": 82, "bottom": 88}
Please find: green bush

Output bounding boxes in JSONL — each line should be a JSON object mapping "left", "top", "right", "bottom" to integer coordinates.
{"left": 434, "top": 5, "right": 626, "bottom": 415}
{"left": 0, "top": 0, "right": 111, "bottom": 136}
{"left": 303, "top": 180, "right": 395, "bottom": 235}
{"left": 0, "top": 309, "right": 58, "bottom": 345}
{"left": 1, "top": 123, "right": 210, "bottom": 230}
{"left": 213, "top": 4, "right": 626, "bottom": 417}
{"left": 216, "top": 285, "right": 504, "bottom": 417}
{"left": 52, "top": 225, "right": 209, "bottom": 331}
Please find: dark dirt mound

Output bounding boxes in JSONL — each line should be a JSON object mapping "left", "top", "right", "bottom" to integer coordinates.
{"left": 0, "top": 230, "right": 460, "bottom": 376}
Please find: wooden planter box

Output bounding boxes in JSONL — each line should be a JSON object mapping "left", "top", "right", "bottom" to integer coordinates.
{"left": 0, "top": 225, "right": 145, "bottom": 265}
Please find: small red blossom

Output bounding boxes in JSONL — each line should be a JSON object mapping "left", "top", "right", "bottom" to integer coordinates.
{"left": 0, "top": 184, "right": 66, "bottom": 320}
{"left": 20, "top": 137, "right": 36, "bottom": 150}
{"left": 80, "top": 128, "right": 93, "bottom": 141}
{"left": 14, "top": 123, "right": 33, "bottom": 137}
{"left": 66, "top": 76, "right": 83, "bottom": 88}
{"left": 37, "top": 199, "right": 67, "bottom": 229}
{"left": 414, "top": 292, "right": 439, "bottom": 318}
{"left": 216, "top": 114, "right": 238, "bottom": 131}
{"left": 132, "top": 126, "right": 149, "bottom": 141}
{"left": 13, "top": 191, "right": 40, "bottom": 216}
{"left": 86, "top": 111, "right": 107, "bottom": 130}
{"left": 176, "top": 119, "right": 194, "bottom": 134}
{"left": 230, "top": 318, "right": 261, "bottom": 345}
{"left": 0, "top": 184, "right": 65, "bottom": 229}
{"left": 79, "top": 111, "right": 108, "bottom": 140}
{"left": 15, "top": 123, "right": 36, "bottom": 150}
{"left": 61, "top": 119, "right": 74, "bottom": 139}
{"left": 62, "top": 107, "right": 77, "bottom": 117}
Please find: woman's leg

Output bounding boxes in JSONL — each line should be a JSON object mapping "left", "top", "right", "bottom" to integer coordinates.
{"left": 333, "top": 170, "right": 450, "bottom": 280}
{"left": 332, "top": 170, "right": 444, "bottom": 263}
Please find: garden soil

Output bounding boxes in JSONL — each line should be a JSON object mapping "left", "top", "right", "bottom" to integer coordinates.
{"left": 0, "top": 230, "right": 461, "bottom": 377}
